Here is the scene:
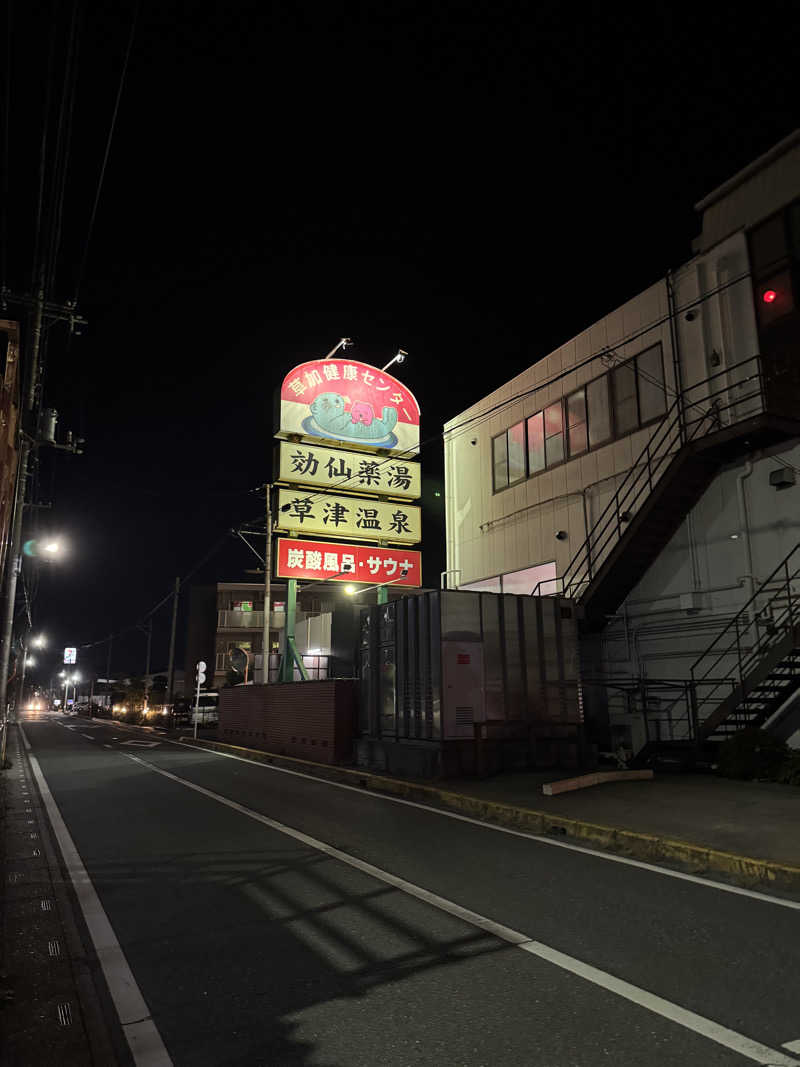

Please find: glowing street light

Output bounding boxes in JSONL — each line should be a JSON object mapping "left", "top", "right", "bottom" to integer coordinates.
{"left": 31, "top": 634, "right": 46, "bottom": 648}
{"left": 25, "top": 657, "right": 36, "bottom": 667}
{"left": 44, "top": 541, "right": 61, "bottom": 555}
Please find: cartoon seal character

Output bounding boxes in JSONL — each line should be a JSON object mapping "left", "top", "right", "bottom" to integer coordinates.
{"left": 309, "top": 392, "right": 398, "bottom": 442}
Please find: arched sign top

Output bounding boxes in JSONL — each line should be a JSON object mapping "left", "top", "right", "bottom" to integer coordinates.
{"left": 278, "top": 358, "right": 420, "bottom": 454}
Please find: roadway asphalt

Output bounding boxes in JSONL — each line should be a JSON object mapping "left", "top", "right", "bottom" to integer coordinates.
{"left": 16, "top": 712, "right": 800, "bottom": 1067}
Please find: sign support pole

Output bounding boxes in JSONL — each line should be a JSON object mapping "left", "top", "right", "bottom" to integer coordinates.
{"left": 262, "top": 484, "right": 272, "bottom": 684}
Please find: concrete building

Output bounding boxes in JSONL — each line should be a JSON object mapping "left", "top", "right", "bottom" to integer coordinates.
{"left": 184, "top": 580, "right": 341, "bottom": 690}
{"left": 444, "top": 131, "right": 800, "bottom": 763}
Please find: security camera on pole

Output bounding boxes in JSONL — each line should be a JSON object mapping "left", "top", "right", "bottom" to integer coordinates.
{"left": 193, "top": 661, "right": 206, "bottom": 739}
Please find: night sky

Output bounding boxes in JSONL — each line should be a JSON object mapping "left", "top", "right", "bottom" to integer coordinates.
{"left": 6, "top": 2, "right": 798, "bottom": 682}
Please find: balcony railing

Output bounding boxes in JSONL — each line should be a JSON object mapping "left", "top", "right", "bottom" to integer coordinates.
{"left": 217, "top": 609, "right": 264, "bottom": 629}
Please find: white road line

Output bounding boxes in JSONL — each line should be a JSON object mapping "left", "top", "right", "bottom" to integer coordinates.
{"left": 166, "top": 739, "right": 800, "bottom": 912}
{"left": 80, "top": 734, "right": 95, "bottom": 741}
{"left": 123, "top": 751, "right": 799, "bottom": 1067}
{"left": 21, "top": 730, "right": 172, "bottom": 1067}
{"left": 784, "top": 1040, "right": 800, "bottom": 1054}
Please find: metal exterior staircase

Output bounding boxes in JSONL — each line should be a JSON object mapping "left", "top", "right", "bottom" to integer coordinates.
{"left": 633, "top": 543, "right": 800, "bottom": 766}
{"left": 533, "top": 356, "right": 800, "bottom": 629}
{"left": 692, "top": 544, "right": 800, "bottom": 742}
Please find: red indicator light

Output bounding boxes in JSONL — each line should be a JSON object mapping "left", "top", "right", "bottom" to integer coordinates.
{"left": 762, "top": 289, "right": 777, "bottom": 304}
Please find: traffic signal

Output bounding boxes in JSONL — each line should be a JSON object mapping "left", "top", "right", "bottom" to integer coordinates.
{"left": 196, "top": 660, "right": 207, "bottom": 685}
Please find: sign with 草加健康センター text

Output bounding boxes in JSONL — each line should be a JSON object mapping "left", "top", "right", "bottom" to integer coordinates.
{"left": 274, "top": 489, "right": 421, "bottom": 544}
{"left": 275, "top": 538, "right": 421, "bottom": 586}
{"left": 277, "top": 441, "right": 420, "bottom": 499}
{"left": 277, "top": 358, "right": 420, "bottom": 454}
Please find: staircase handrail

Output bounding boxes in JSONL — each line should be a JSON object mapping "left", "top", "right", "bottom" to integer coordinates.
{"left": 532, "top": 356, "right": 764, "bottom": 600}
{"left": 690, "top": 540, "right": 800, "bottom": 685}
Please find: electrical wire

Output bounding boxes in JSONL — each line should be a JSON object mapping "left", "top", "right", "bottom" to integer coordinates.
{"left": 270, "top": 267, "right": 756, "bottom": 516}
{"left": 72, "top": 0, "right": 138, "bottom": 305}
{"left": 0, "top": 0, "right": 11, "bottom": 303}
{"left": 30, "top": 1, "right": 59, "bottom": 292}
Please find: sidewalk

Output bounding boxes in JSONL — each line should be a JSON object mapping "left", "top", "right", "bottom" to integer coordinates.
{"left": 0, "top": 725, "right": 121, "bottom": 1065}
{"left": 186, "top": 737, "right": 800, "bottom": 893}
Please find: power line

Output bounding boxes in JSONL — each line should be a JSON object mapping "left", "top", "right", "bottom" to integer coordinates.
{"left": 272, "top": 267, "right": 756, "bottom": 515}
{"left": 0, "top": 0, "right": 11, "bottom": 301}
{"left": 72, "top": 0, "right": 138, "bottom": 305}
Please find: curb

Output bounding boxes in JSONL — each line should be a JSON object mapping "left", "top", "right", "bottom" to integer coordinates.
{"left": 181, "top": 738, "right": 800, "bottom": 892}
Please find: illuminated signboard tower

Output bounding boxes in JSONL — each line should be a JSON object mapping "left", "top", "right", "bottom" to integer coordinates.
{"left": 272, "top": 345, "right": 421, "bottom": 681}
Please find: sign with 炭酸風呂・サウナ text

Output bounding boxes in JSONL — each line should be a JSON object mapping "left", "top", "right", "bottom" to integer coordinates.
{"left": 277, "top": 441, "right": 420, "bottom": 500}
{"left": 277, "top": 359, "right": 420, "bottom": 455}
{"left": 274, "top": 488, "right": 421, "bottom": 544}
{"left": 275, "top": 538, "right": 421, "bottom": 586}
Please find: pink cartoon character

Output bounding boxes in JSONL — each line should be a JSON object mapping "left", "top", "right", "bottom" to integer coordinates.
{"left": 349, "top": 400, "right": 374, "bottom": 426}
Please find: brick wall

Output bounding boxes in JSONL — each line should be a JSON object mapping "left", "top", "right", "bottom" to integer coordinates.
{"left": 218, "top": 681, "right": 356, "bottom": 764}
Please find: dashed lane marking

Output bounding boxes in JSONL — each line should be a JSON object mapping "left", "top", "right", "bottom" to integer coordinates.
{"left": 123, "top": 751, "right": 800, "bottom": 1067}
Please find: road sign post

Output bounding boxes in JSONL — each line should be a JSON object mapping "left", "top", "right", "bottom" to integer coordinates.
{"left": 193, "top": 660, "right": 206, "bottom": 740}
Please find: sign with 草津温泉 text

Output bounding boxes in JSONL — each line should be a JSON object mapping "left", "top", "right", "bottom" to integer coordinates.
{"left": 277, "top": 441, "right": 420, "bottom": 499}
{"left": 274, "top": 488, "right": 421, "bottom": 544}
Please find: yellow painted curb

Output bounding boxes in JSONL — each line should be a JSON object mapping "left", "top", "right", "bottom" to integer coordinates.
{"left": 182, "top": 738, "right": 800, "bottom": 891}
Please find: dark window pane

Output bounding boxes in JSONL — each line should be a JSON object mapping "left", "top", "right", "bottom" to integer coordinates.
{"left": 493, "top": 433, "right": 508, "bottom": 490}
{"left": 587, "top": 375, "right": 611, "bottom": 446}
{"left": 637, "top": 345, "right": 667, "bottom": 422}
{"left": 789, "top": 202, "right": 800, "bottom": 257}
{"left": 527, "top": 412, "right": 545, "bottom": 473}
{"left": 750, "top": 215, "right": 787, "bottom": 278}
{"left": 508, "top": 422, "right": 526, "bottom": 483}
{"left": 544, "top": 402, "right": 564, "bottom": 465}
{"left": 756, "top": 270, "right": 795, "bottom": 328}
{"left": 567, "top": 389, "right": 587, "bottom": 456}
{"left": 612, "top": 361, "right": 638, "bottom": 436}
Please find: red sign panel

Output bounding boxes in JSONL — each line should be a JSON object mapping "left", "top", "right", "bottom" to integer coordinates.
{"left": 279, "top": 359, "right": 420, "bottom": 454}
{"left": 275, "top": 538, "right": 421, "bottom": 587}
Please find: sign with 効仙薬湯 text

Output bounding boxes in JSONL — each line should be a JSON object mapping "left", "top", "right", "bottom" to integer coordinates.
{"left": 277, "top": 440, "right": 420, "bottom": 499}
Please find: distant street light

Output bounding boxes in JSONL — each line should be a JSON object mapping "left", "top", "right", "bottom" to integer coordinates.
{"left": 32, "top": 634, "right": 46, "bottom": 648}
{"left": 25, "top": 657, "right": 35, "bottom": 667}
{"left": 44, "top": 541, "right": 61, "bottom": 554}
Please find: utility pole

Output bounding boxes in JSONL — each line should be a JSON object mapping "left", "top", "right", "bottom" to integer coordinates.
{"left": 105, "top": 633, "right": 113, "bottom": 682}
{"left": 166, "top": 576, "right": 180, "bottom": 721}
{"left": 262, "top": 484, "right": 272, "bottom": 684}
{"left": 0, "top": 438, "right": 30, "bottom": 768}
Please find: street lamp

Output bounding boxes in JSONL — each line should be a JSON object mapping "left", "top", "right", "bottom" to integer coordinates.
{"left": 31, "top": 634, "right": 46, "bottom": 648}
{"left": 24, "top": 656, "right": 35, "bottom": 667}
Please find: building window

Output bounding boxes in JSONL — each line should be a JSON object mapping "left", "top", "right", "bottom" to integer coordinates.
{"left": 527, "top": 411, "right": 545, "bottom": 473}
{"left": 544, "top": 402, "right": 564, "bottom": 465}
{"left": 566, "top": 389, "right": 588, "bottom": 456}
{"left": 490, "top": 341, "right": 668, "bottom": 492}
{"left": 587, "top": 375, "right": 611, "bottom": 447}
{"left": 507, "top": 422, "right": 526, "bottom": 484}
{"left": 492, "top": 422, "right": 526, "bottom": 491}
{"left": 459, "top": 575, "right": 502, "bottom": 593}
{"left": 492, "top": 432, "right": 509, "bottom": 491}
{"left": 501, "top": 561, "right": 557, "bottom": 596}
{"left": 636, "top": 344, "right": 667, "bottom": 423}
{"left": 749, "top": 201, "right": 799, "bottom": 330}
{"left": 612, "top": 360, "right": 639, "bottom": 436}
